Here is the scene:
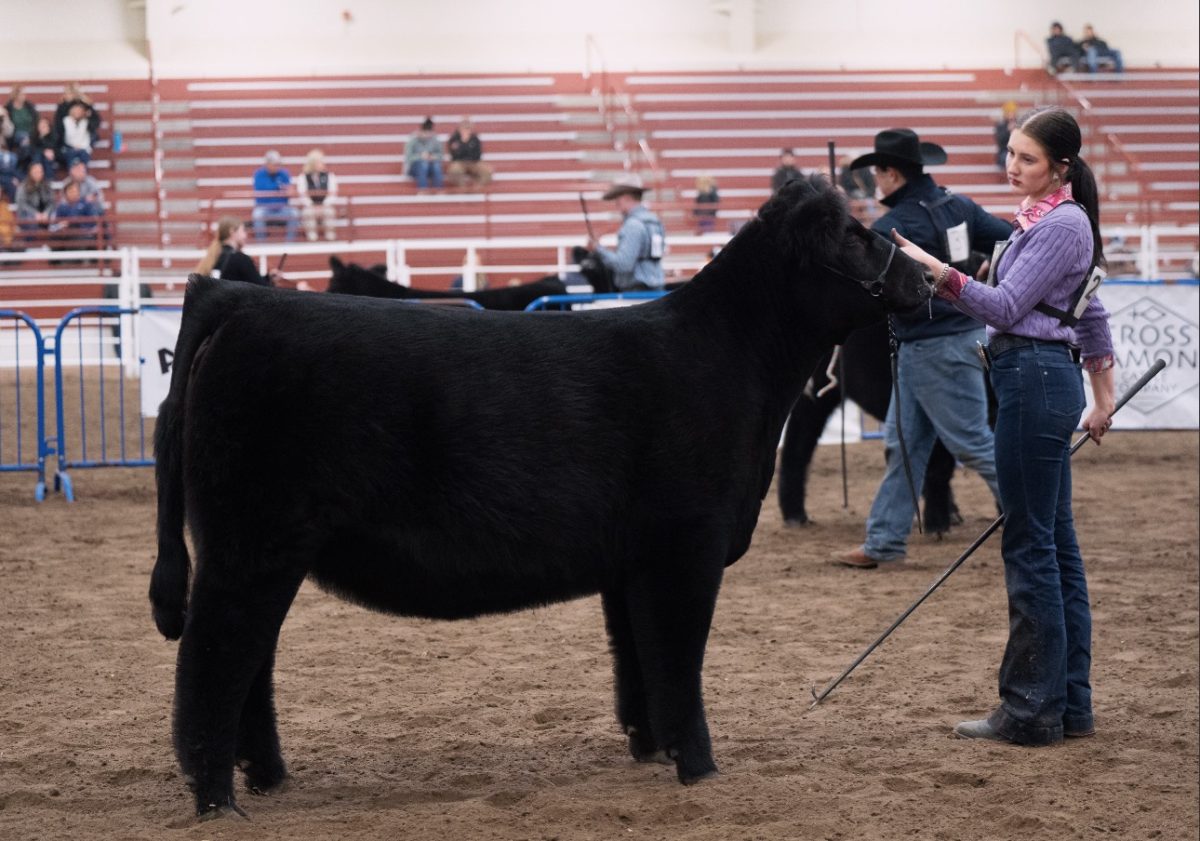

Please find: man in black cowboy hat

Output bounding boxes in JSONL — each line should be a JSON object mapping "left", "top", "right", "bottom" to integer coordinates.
{"left": 836, "top": 128, "right": 1010, "bottom": 569}
{"left": 587, "top": 176, "right": 666, "bottom": 291}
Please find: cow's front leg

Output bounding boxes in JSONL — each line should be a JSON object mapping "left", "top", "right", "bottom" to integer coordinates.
{"left": 624, "top": 556, "right": 723, "bottom": 784}
{"left": 601, "top": 590, "right": 669, "bottom": 764}
{"left": 173, "top": 565, "right": 303, "bottom": 818}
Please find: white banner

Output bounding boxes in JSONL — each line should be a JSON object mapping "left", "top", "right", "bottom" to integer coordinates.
{"left": 138, "top": 308, "right": 183, "bottom": 418}
{"left": 1085, "top": 282, "right": 1199, "bottom": 429}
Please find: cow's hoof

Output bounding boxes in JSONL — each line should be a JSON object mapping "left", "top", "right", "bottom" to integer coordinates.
{"left": 627, "top": 727, "right": 671, "bottom": 764}
{"left": 633, "top": 747, "right": 672, "bottom": 766}
{"left": 783, "top": 516, "right": 811, "bottom": 529}
{"left": 677, "top": 766, "right": 720, "bottom": 785}
{"left": 197, "top": 800, "right": 248, "bottom": 821}
{"left": 238, "top": 759, "right": 288, "bottom": 795}
{"left": 246, "top": 774, "right": 290, "bottom": 796}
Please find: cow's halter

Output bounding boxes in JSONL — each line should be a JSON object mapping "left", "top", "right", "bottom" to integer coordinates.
{"left": 820, "top": 240, "right": 896, "bottom": 298}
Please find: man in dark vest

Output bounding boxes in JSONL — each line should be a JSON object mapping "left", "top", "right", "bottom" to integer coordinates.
{"left": 837, "top": 129, "right": 1009, "bottom": 569}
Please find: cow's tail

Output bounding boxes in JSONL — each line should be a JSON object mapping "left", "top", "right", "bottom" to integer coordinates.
{"left": 149, "top": 275, "right": 225, "bottom": 640}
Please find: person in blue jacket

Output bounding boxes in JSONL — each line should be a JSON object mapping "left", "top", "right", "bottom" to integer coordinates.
{"left": 250, "top": 149, "right": 299, "bottom": 242}
{"left": 837, "top": 129, "right": 1011, "bottom": 569}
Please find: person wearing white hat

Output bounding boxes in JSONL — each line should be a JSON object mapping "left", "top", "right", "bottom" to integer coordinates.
{"left": 587, "top": 176, "right": 666, "bottom": 291}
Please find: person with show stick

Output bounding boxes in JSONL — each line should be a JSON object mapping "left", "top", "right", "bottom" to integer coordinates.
{"left": 892, "top": 105, "right": 1115, "bottom": 745}
{"left": 587, "top": 176, "right": 666, "bottom": 292}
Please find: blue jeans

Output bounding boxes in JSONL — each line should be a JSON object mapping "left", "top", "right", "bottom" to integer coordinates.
{"left": 1085, "top": 46, "right": 1124, "bottom": 73}
{"left": 985, "top": 340, "right": 1091, "bottom": 745}
{"left": 861, "top": 329, "right": 1000, "bottom": 561}
{"left": 252, "top": 203, "right": 299, "bottom": 241}
{"left": 408, "top": 159, "right": 444, "bottom": 189}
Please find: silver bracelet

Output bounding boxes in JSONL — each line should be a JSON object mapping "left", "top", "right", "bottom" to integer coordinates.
{"left": 935, "top": 263, "right": 952, "bottom": 288}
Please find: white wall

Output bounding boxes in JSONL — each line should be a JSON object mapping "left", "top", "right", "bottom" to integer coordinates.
{"left": 1, "top": 0, "right": 1196, "bottom": 78}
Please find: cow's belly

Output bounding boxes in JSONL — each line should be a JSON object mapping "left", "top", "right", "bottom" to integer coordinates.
{"left": 308, "top": 524, "right": 606, "bottom": 620}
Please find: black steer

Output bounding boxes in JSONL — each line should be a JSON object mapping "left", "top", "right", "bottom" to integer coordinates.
{"left": 150, "top": 176, "right": 931, "bottom": 818}
{"left": 326, "top": 257, "right": 568, "bottom": 310}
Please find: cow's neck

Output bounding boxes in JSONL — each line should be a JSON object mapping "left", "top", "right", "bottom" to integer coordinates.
{"left": 675, "top": 226, "right": 836, "bottom": 410}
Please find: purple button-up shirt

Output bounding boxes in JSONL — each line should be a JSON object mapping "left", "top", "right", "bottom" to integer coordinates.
{"left": 942, "top": 202, "right": 1113, "bottom": 361}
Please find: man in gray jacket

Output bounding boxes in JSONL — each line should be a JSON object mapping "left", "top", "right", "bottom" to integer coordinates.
{"left": 588, "top": 177, "right": 666, "bottom": 291}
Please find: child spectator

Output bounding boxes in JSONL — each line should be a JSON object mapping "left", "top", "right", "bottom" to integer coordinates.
{"left": 1080, "top": 25, "right": 1125, "bottom": 73}
{"left": 250, "top": 149, "right": 299, "bottom": 242}
{"left": 5, "top": 84, "right": 39, "bottom": 148}
{"left": 692, "top": 174, "right": 719, "bottom": 234}
{"left": 15, "top": 161, "right": 54, "bottom": 246}
{"left": 52, "top": 180, "right": 102, "bottom": 248}
{"left": 405, "top": 117, "right": 444, "bottom": 190}
{"left": 446, "top": 118, "right": 492, "bottom": 189}
{"left": 66, "top": 159, "right": 104, "bottom": 206}
{"left": 297, "top": 148, "right": 339, "bottom": 242}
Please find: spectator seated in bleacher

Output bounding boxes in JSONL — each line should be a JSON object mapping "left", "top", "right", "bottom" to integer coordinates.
{"left": 297, "top": 148, "right": 338, "bottom": 242}
{"left": 14, "top": 161, "right": 54, "bottom": 247}
{"left": 405, "top": 117, "right": 444, "bottom": 190}
{"left": 1046, "top": 21, "right": 1084, "bottom": 74}
{"left": 1, "top": 107, "right": 13, "bottom": 151}
{"left": 52, "top": 82, "right": 99, "bottom": 147}
{"left": 692, "top": 174, "right": 719, "bottom": 234}
{"left": 57, "top": 101, "right": 94, "bottom": 171}
{"left": 67, "top": 159, "right": 104, "bottom": 205}
{"left": 5, "top": 84, "right": 39, "bottom": 149}
{"left": 21, "top": 116, "right": 57, "bottom": 177}
{"left": 1079, "top": 24, "right": 1125, "bottom": 73}
{"left": 993, "top": 100, "right": 1019, "bottom": 170}
{"left": 771, "top": 148, "right": 803, "bottom": 194}
{"left": 51, "top": 180, "right": 102, "bottom": 249}
{"left": 446, "top": 117, "right": 492, "bottom": 189}
{"left": 0, "top": 143, "right": 19, "bottom": 203}
{"left": 250, "top": 149, "right": 300, "bottom": 242}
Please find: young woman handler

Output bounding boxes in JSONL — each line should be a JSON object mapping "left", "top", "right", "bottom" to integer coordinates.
{"left": 892, "top": 106, "right": 1116, "bottom": 745}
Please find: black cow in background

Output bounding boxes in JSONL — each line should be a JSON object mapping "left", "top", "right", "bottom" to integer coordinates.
{"left": 327, "top": 256, "right": 569, "bottom": 310}
{"left": 776, "top": 320, "right": 963, "bottom": 533}
{"left": 150, "top": 176, "right": 932, "bottom": 818}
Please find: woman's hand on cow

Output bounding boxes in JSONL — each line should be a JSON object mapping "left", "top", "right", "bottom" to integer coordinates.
{"left": 890, "top": 229, "right": 943, "bottom": 278}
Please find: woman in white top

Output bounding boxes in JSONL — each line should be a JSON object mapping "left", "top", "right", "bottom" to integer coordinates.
{"left": 296, "top": 148, "right": 339, "bottom": 242}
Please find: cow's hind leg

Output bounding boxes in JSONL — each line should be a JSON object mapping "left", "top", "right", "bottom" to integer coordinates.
{"left": 922, "top": 439, "right": 961, "bottom": 537}
{"left": 235, "top": 651, "right": 289, "bottom": 794}
{"left": 624, "top": 558, "right": 723, "bottom": 784}
{"left": 173, "top": 564, "right": 304, "bottom": 818}
{"left": 601, "top": 590, "right": 669, "bottom": 764}
{"left": 778, "top": 388, "right": 840, "bottom": 525}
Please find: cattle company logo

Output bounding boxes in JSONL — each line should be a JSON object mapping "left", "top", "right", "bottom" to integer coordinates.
{"left": 1110, "top": 295, "right": 1198, "bottom": 417}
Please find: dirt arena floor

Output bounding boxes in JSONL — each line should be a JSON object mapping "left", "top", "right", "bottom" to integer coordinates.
{"left": 1, "top": 427, "right": 1196, "bottom": 841}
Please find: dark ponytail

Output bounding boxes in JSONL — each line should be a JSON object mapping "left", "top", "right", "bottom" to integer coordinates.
{"left": 1018, "top": 106, "right": 1106, "bottom": 269}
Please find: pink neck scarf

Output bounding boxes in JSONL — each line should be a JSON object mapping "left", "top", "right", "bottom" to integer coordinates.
{"left": 1015, "top": 182, "right": 1073, "bottom": 231}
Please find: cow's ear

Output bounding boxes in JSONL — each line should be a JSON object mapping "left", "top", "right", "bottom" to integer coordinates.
{"left": 329, "top": 255, "right": 344, "bottom": 272}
